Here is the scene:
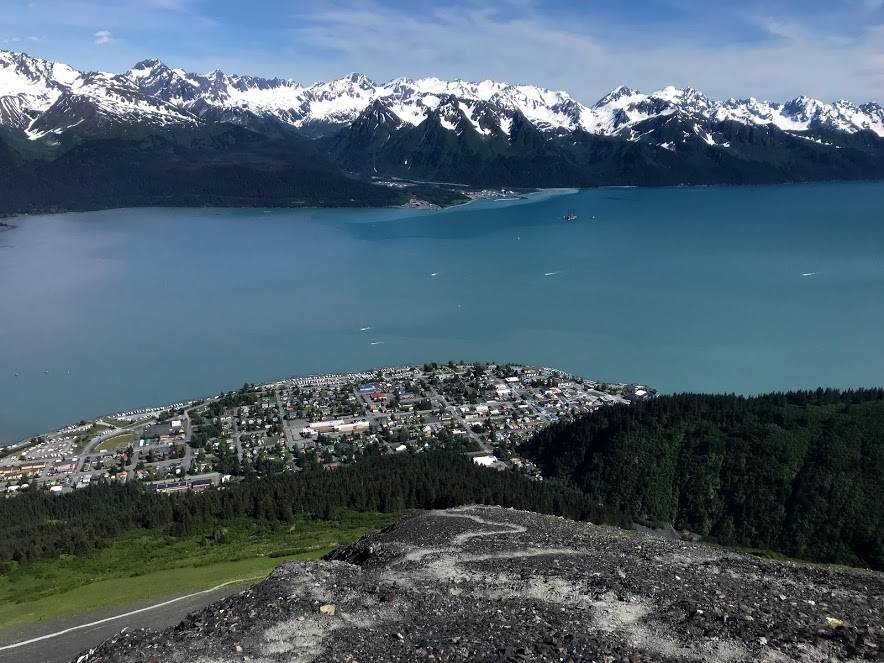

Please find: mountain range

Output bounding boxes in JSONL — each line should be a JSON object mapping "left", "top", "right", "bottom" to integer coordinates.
{"left": 1, "top": 49, "right": 883, "bottom": 214}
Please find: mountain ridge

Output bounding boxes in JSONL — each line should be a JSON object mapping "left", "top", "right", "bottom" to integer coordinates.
{"left": 1, "top": 49, "right": 883, "bottom": 214}
{"left": 2, "top": 49, "right": 882, "bottom": 142}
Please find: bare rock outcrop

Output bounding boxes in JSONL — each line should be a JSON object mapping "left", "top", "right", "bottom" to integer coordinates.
{"left": 79, "top": 506, "right": 883, "bottom": 662}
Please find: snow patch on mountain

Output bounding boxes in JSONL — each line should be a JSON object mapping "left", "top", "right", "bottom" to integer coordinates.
{"left": 0, "top": 49, "right": 881, "bottom": 141}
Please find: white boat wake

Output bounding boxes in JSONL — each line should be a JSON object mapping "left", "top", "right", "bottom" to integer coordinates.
{"left": 544, "top": 271, "right": 561, "bottom": 277}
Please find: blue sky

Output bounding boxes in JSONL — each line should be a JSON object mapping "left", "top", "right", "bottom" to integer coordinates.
{"left": 2, "top": 0, "right": 882, "bottom": 102}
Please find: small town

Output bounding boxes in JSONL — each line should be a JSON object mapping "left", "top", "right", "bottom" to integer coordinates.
{"left": 0, "top": 362, "right": 654, "bottom": 496}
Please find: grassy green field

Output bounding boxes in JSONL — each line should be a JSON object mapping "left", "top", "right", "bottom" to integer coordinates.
{"left": 72, "top": 424, "right": 112, "bottom": 453}
{"left": 0, "top": 511, "right": 403, "bottom": 628}
{"left": 93, "top": 432, "right": 135, "bottom": 451}
{"left": 101, "top": 416, "right": 152, "bottom": 429}
{"left": 93, "top": 431, "right": 134, "bottom": 452}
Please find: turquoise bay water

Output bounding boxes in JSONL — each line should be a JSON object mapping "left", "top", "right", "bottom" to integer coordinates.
{"left": 1, "top": 182, "right": 883, "bottom": 442}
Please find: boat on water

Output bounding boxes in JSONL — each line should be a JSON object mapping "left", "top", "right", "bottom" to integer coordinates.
{"left": 563, "top": 209, "right": 577, "bottom": 221}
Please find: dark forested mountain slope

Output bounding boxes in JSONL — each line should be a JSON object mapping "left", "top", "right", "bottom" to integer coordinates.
{"left": 330, "top": 105, "right": 884, "bottom": 187}
{"left": 0, "top": 125, "right": 401, "bottom": 215}
{"left": 520, "top": 389, "right": 884, "bottom": 570}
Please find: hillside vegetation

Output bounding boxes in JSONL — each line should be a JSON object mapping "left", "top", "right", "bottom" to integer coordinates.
{"left": 520, "top": 389, "right": 884, "bottom": 570}
{"left": 0, "top": 126, "right": 403, "bottom": 216}
{"left": 2, "top": 390, "right": 881, "bottom": 579}
{"left": 0, "top": 452, "right": 591, "bottom": 568}
{"left": 0, "top": 512, "right": 401, "bottom": 627}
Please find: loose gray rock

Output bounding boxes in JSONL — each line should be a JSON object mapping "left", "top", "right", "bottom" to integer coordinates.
{"left": 77, "top": 506, "right": 884, "bottom": 662}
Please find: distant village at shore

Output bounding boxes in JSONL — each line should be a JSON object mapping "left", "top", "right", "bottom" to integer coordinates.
{"left": 0, "top": 362, "right": 654, "bottom": 496}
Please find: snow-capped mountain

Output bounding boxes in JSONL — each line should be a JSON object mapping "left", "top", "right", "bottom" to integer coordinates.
{"left": 2, "top": 49, "right": 883, "bottom": 217}
{"left": 119, "top": 60, "right": 883, "bottom": 140}
{"left": 0, "top": 51, "right": 197, "bottom": 139}
{"left": 1, "top": 50, "right": 882, "bottom": 142}
{"left": 0, "top": 50, "right": 79, "bottom": 129}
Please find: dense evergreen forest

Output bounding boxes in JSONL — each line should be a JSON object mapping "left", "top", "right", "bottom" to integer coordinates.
{"left": 0, "top": 125, "right": 472, "bottom": 216}
{"left": 520, "top": 389, "right": 884, "bottom": 570}
{"left": 0, "top": 126, "right": 400, "bottom": 216}
{"left": 0, "top": 452, "right": 593, "bottom": 569}
{"left": 2, "top": 389, "right": 882, "bottom": 573}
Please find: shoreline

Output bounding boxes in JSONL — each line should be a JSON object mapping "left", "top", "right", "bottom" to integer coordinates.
{"left": 0, "top": 361, "right": 613, "bottom": 449}
{"left": 436, "top": 186, "right": 578, "bottom": 211}
{"left": 3, "top": 179, "right": 882, "bottom": 223}
{"left": 0, "top": 186, "right": 568, "bottom": 222}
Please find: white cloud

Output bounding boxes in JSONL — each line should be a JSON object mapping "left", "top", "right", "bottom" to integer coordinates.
{"left": 3, "top": 1, "right": 881, "bottom": 103}
{"left": 94, "top": 29, "right": 113, "bottom": 45}
{"left": 1, "top": 35, "right": 40, "bottom": 44}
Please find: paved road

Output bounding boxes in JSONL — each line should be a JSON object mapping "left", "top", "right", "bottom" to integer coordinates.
{"left": 0, "top": 580, "right": 255, "bottom": 663}
{"left": 233, "top": 418, "right": 243, "bottom": 463}
{"left": 72, "top": 426, "right": 124, "bottom": 473}
{"left": 274, "top": 390, "right": 294, "bottom": 449}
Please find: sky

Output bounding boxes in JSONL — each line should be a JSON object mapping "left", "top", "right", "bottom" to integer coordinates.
{"left": 1, "top": 0, "right": 882, "bottom": 103}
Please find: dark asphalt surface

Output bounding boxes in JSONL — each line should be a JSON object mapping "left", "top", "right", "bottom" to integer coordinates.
{"left": 0, "top": 583, "right": 248, "bottom": 663}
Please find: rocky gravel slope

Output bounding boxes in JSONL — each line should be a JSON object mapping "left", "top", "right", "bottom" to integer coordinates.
{"left": 78, "top": 506, "right": 883, "bottom": 662}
